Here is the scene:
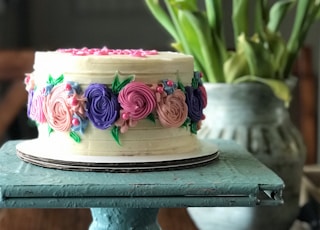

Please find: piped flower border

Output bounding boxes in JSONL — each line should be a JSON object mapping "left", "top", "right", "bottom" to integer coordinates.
{"left": 25, "top": 71, "right": 207, "bottom": 145}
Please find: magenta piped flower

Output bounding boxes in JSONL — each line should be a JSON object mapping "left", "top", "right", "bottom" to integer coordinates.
{"left": 118, "top": 82, "right": 156, "bottom": 121}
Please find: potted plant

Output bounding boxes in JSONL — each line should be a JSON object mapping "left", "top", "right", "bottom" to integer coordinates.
{"left": 145, "top": 0, "right": 320, "bottom": 229}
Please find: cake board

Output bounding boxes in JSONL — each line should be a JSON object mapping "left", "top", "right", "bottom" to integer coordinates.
{"left": 16, "top": 139, "right": 219, "bottom": 172}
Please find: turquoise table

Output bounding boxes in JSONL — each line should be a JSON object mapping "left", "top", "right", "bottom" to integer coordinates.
{"left": 0, "top": 139, "right": 284, "bottom": 230}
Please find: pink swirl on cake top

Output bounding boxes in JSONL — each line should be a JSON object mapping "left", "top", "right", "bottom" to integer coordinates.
{"left": 57, "top": 47, "right": 158, "bottom": 57}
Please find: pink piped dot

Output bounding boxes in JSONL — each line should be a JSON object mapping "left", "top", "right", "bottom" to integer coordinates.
{"left": 24, "top": 75, "right": 31, "bottom": 84}
{"left": 166, "top": 80, "right": 174, "bottom": 86}
{"left": 122, "top": 112, "right": 130, "bottom": 120}
{"left": 65, "top": 84, "right": 72, "bottom": 91}
{"left": 156, "top": 86, "right": 164, "bottom": 93}
{"left": 71, "top": 98, "right": 78, "bottom": 106}
{"left": 72, "top": 118, "right": 80, "bottom": 126}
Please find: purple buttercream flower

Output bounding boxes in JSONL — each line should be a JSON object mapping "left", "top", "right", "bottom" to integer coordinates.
{"left": 27, "top": 90, "right": 34, "bottom": 118}
{"left": 185, "top": 86, "right": 204, "bottom": 122}
{"left": 85, "top": 83, "right": 120, "bottom": 129}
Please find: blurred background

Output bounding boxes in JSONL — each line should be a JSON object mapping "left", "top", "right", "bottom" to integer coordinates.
{"left": 0, "top": 1, "right": 320, "bottom": 229}
{"left": 0, "top": 0, "right": 319, "bottom": 162}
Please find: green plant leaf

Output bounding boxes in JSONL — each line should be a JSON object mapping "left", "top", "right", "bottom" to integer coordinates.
{"left": 264, "top": 30, "right": 288, "bottom": 79}
{"left": 238, "top": 34, "right": 275, "bottom": 78}
{"left": 232, "top": 0, "right": 249, "bottom": 46}
{"left": 233, "top": 76, "right": 291, "bottom": 106}
{"left": 145, "top": 0, "right": 180, "bottom": 42}
{"left": 254, "top": 0, "right": 268, "bottom": 37}
{"left": 267, "top": 0, "right": 295, "bottom": 32}
{"left": 205, "top": 0, "right": 224, "bottom": 43}
{"left": 178, "top": 10, "right": 225, "bottom": 82}
{"left": 224, "top": 51, "right": 249, "bottom": 83}
{"left": 164, "top": 0, "right": 193, "bottom": 55}
{"left": 285, "top": 0, "right": 313, "bottom": 77}
{"left": 171, "top": 0, "right": 197, "bottom": 11}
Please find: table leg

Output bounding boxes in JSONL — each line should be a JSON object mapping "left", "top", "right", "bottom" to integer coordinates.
{"left": 89, "top": 208, "right": 161, "bottom": 230}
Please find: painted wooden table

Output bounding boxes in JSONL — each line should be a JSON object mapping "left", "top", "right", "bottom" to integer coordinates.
{"left": 0, "top": 139, "right": 284, "bottom": 230}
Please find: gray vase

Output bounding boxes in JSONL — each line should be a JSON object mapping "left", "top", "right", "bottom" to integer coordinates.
{"left": 189, "top": 82, "right": 306, "bottom": 230}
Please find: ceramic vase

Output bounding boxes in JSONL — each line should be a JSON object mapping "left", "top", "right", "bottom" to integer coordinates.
{"left": 188, "top": 82, "right": 306, "bottom": 230}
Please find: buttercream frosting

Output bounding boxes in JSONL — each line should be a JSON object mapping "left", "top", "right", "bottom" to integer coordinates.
{"left": 24, "top": 48, "right": 207, "bottom": 157}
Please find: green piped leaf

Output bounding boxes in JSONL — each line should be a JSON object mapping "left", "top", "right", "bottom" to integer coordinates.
{"left": 54, "top": 74, "right": 64, "bottom": 85}
{"left": 111, "top": 72, "right": 134, "bottom": 94}
{"left": 181, "top": 117, "right": 191, "bottom": 128}
{"left": 147, "top": 113, "right": 156, "bottom": 123}
{"left": 111, "top": 74, "right": 121, "bottom": 93}
{"left": 48, "top": 126, "right": 53, "bottom": 135}
{"left": 177, "top": 80, "right": 186, "bottom": 93}
{"left": 190, "top": 122, "right": 198, "bottom": 134}
{"left": 191, "top": 75, "right": 199, "bottom": 89}
{"left": 111, "top": 126, "right": 121, "bottom": 145}
{"left": 47, "top": 75, "right": 54, "bottom": 84}
{"left": 47, "top": 74, "right": 64, "bottom": 86}
{"left": 69, "top": 131, "right": 81, "bottom": 143}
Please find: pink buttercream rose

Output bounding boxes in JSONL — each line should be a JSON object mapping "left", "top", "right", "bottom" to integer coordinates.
{"left": 29, "top": 90, "right": 47, "bottom": 123}
{"left": 118, "top": 82, "right": 156, "bottom": 121}
{"left": 156, "top": 89, "right": 188, "bottom": 128}
{"left": 43, "top": 83, "right": 73, "bottom": 132}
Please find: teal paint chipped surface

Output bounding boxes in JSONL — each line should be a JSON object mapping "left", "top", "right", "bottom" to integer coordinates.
{"left": 0, "top": 139, "right": 283, "bottom": 208}
{"left": 0, "top": 139, "right": 284, "bottom": 229}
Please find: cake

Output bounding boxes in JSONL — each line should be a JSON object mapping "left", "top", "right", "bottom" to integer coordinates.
{"left": 16, "top": 47, "right": 219, "bottom": 171}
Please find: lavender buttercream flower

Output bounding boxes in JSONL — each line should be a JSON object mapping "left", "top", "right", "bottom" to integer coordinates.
{"left": 27, "top": 90, "right": 34, "bottom": 118}
{"left": 85, "top": 83, "right": 119, "bottom": 129}
{"left": 185, "top": 86, "right": 204, "bottom": 122}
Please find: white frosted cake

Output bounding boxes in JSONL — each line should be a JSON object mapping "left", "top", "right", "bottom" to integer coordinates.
{"left": 16, "top": 48, "right": 218, "bottom": 171}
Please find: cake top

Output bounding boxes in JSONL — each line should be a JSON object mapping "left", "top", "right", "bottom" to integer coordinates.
{"left": 33, "top": 48, "right": 194, "bottom": 85}
{"left": 57, "top": 47, "right": 159, "bottom": 57}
